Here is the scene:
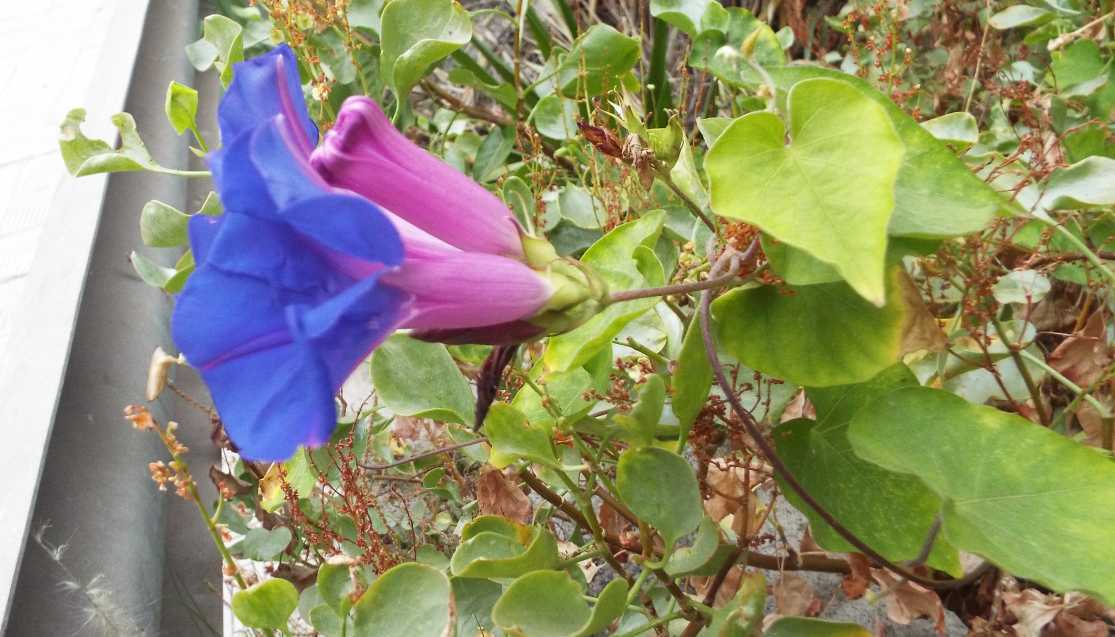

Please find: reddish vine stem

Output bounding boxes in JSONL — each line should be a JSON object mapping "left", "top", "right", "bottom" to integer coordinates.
{"left": 524, "top": 468, "right": 849, "bottom": 572}
{"left": 357, "top": 438, "right": 487, "bottom": 471}
{"left": 696, "top": 263, "right": 946, "bottom": 592}
{"left": 606, "top": 269, "right": 743, "bottom": 305}
{"left": 655, "top": 164, "right": 718, "bottom": 232}
{"left": 990, "top": 315, "right": 1051, "bottom": 426}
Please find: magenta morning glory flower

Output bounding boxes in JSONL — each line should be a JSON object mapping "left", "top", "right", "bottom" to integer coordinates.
{"left": 171, "top": 45, "right": 598, "bottom": 461}
{"left": 311, "top": 96, "right": 524, "bottom": 258}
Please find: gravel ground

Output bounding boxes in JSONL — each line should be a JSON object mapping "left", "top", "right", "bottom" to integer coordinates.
{"left": 760, "top": 497, "right": 967, "bottom": 636}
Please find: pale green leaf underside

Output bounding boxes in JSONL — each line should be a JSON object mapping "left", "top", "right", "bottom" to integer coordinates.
{"left": 351, "top": 563, "right": 453, "bottom": 636}
{"left": 370, "top": 335, "right": 474, "bottom": 424}
{"left": 920, "top": 111, "right": 979, "bottom": 146}
{"left": 616, "top": 447, "right": 703, "bottom": 547}
{"left": 650, "top": 0, "right": 729, "bottom": 37}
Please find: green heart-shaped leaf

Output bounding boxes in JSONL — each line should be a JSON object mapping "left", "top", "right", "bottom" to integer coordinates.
{"left": 232, "top": 578, "right": 298, "bottom": 630}
{"left": 706, "top": 78, "right": 904, "bottom": 305}
{"left": 712, "top": 268, "right": 918, "bottom": 387}
{"left": 766, "top": 67, "right": 1006, "bottom": 239}
{"left": 850, "top": 386, "right": 1115, "bottom": 604}
{"left": 616, "top": 447, "right": 702, "bottom": 548}
{"left": 775, "top": 365, "right": 960, "bottom": 574}
{"left": 380, "top": 0, "right": 472, "bottom": 100}
{"left": 351, "top": 562, "right": 453, "bottom": 636}
{"left": 370, "top": 334, "right": 475, "bottom": 424}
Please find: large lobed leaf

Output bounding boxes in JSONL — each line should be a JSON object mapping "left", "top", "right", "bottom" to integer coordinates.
{"left": 766, "top": 66, "right": 1006, "bottom": 238}
{"left": 711, "top": 268, "right": 938, "bottom": 387}
{"left": 850, "top": 386, "right": 1115, "bottom": 604}
{"left": 706, "top": 78, "right": 904, "bottom": 305}
{"left": 775, "top": 365, "right": 960, "bottom": 574}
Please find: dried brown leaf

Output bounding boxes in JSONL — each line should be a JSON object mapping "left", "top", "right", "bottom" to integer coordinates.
{"left": 1050, "top": 612, "right": 1109, "bottom": 637}
{"left": 900, "top": 271, "right": 948, "bottom": 354}
{"left": 1002, "top": 588, "right": 1062, "bottom": 637}
{"left": 599, "top": 501, "right": 630, "bottom": 538}
{"left": 391, "top": 416, "right": 430, "bottom": 443}
{"left": 691, "top": 565, "right": 745, "bottom": 607}
{"left": 842, "top": 553, "right": 872, "bottom": 600}
{"left": 872, "top": 569, "right": 946, "bottom": 634}
{"left": 704, "top": 460, "right": 759, "bottom": 536}
{"left": 799, "top": 526, "right": 826, "bottom": 556}
{"left": 578, "top": 121, "right": 623, "bottom": 158}
{"left": 1048, "top": 313, "right": 1111, "bottom": 387}
{"left": 1074, "top": 401, "right": 1112, "bottom": 447}
{"left": 780, "top": 389, "right": 816, "bottom": 422}
{"left": 773, "top": 573, "right": 822, "bottom": 617}
{"left": 965, "top": 617, "right": 1014, "bottom": 636}
{"left": 477, "top": 468, "right": 532, "bottom": 524}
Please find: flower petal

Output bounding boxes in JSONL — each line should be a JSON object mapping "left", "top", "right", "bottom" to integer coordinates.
{"left": 187, "top": 214, "right": 224, "bottom": 264}
{"left": 385, "top": 251, "right": 552, "bottom": 330}
{"left": 209, "top": 126, "right": 276, "bottom": 220}
{"left": 174, "top": 257, "right": 408, "bottom": 461}
{"left": 249, "top": 115, "right": 333, "bottom": 209}
{"left": 201, "top": 213, "right": 357, "bottom": 296}
{"left": 288, "top": 273, "right": 409, "bottom": 387}
{"left": 173, "top": 266, "right": 290, "bottom": 369}
{"left": 217, "top": 44, "right": 317, "bottom": 152}
{"left": 201, "top": 336, "right": 336, "bottom": 461}
{"left": 311, "top": 97, "right": 524, "bottom": 257}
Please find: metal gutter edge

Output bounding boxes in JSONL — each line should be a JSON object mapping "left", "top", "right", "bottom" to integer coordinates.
{"left": 0, "top": 1, "right": 152, "bottom": 628}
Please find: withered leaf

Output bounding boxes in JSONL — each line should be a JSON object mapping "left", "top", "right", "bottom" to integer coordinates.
{"left": 872, "top": 569, "right": 946, "bottom": 634}
{"left": 477, "top": 468, "right": 532, "bottom": 524}
{"left": 1049, "top": 313, "right": 1111, "bottom": 387}
{"left": 842, "top": 553, "right": 872, "bottom": 600}
{"left": 773, "top": 572, "right": 822, "bottom": 617}
{"left": 577, "top": 121, "right": 623, "bottom": 158}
